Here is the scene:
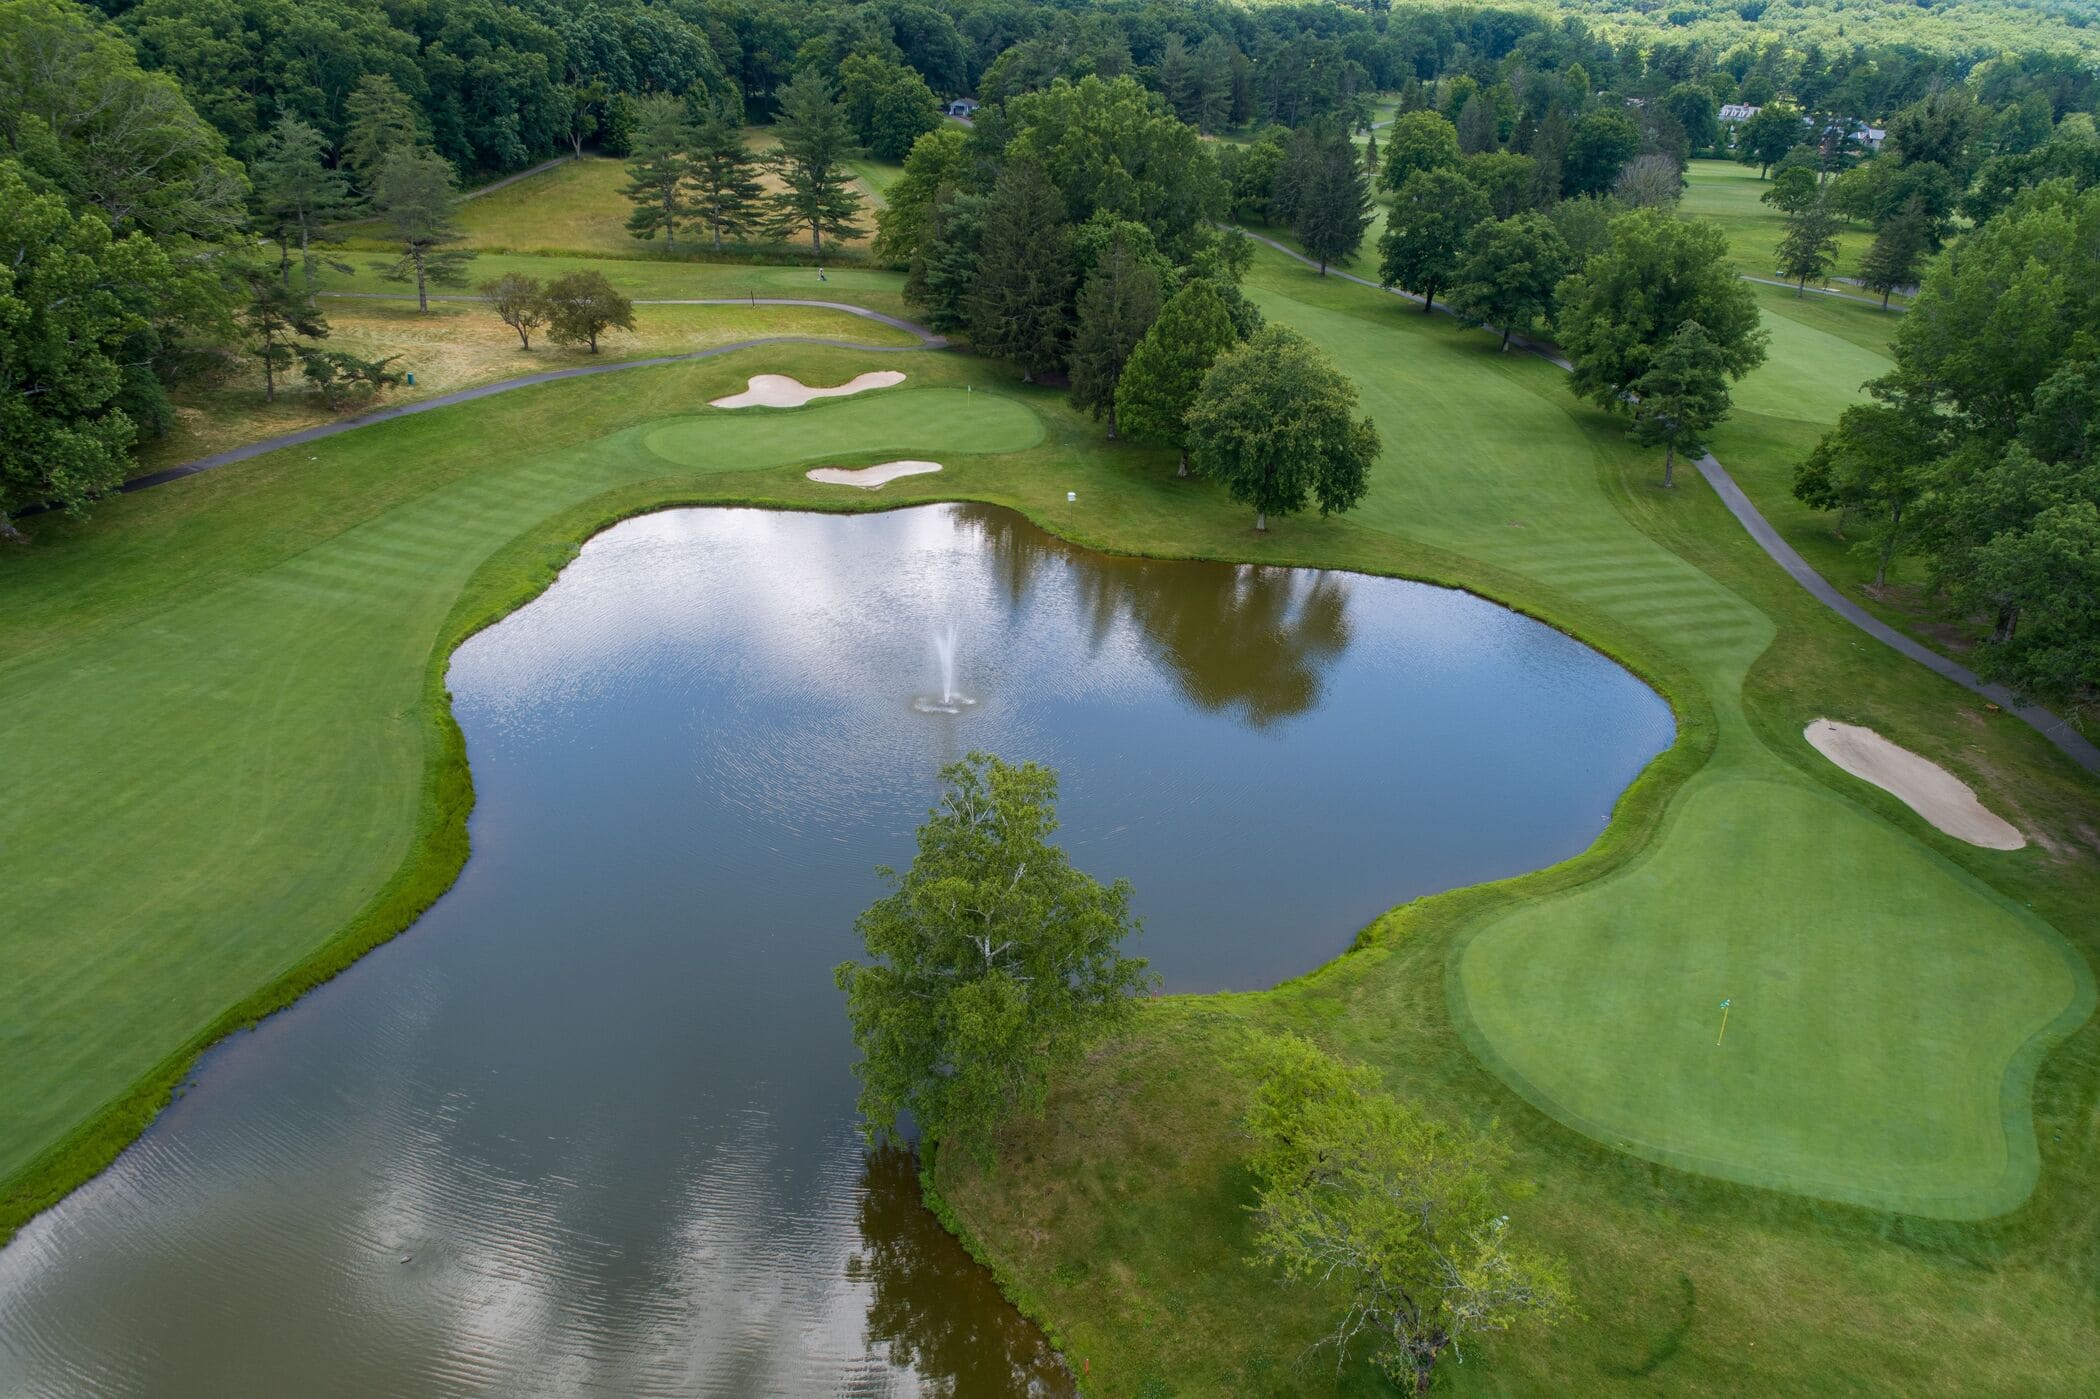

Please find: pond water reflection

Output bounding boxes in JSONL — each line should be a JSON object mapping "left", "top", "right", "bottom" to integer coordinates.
{"left": 0, "top": 505, "right": 1672, "bottom": 1397}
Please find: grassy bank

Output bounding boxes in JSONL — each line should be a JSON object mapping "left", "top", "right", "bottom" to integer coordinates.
{"left": 5, "top": 243, "right": 2097, "bottom": 1397}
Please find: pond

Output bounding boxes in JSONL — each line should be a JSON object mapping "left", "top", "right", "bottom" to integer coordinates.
{"left": 0, "top": 504, "right": 1674, "bottom": 1396}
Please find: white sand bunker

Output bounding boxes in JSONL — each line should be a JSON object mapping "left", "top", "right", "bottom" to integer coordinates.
{"left": 806, "top": 460, "right": 943, "bottom": 489}
{"left": 1805, "top": 719, "right": 2026, "bottom": 850}
{"left": 710, "top": 371, "right": 905, "bottom": 409}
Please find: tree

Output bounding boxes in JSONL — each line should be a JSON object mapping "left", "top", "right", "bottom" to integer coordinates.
{"left": 840, "top": 54, "right": 941, "bottom": 162}
{"left": 1967, "top": 501, "right": 2100, "bottom": 705}
{"left": 1613, "top": 153, "right": 1684, "bottom": 208}
{"left": 1738, "top": 103, "right": 1803, "bottom": 178}
{"left": 687, "top": 104, "right": 765, "bottom": 253}
{"left": 480, "top": 272, "right": 547, "bottom": 349}
{"left": 1762, "top": 164, "right": 1820, "bottom": 215}
{"left": 1456, "top": 90, "right": 1498, "bottom": 156}
{"left": 1561, "top": 109, "right": 1640, "bottom": 198}
{"left": 238, "top": 265, "right": 328, "bottom": 404}
{"left": 1186, "top": 325, "right": 1379, "bottom": 532}
{"left": 834, "top": 753, "right": 1152, "bottom": 1169}
{"left": 874, "top": 125, "right": 971, "bottom": 268}
{"left": 1293, "top": 124, "right": 1373, "bottom": 275}
{"left": 342, "top": 73, "right": 422, "bottom": 189}
{"left": 1244, "top": 1034, "right": 1571, "bottom": 1396}
{"left": 1665, "top": 83, "right": 1719, "bottom": 154}
{"left": 0, "top": 160, "right": 177, "bottom": 538}
{"left": 766, "top": 69, "right": 866, "bottom": 257}
{"left": 297, "top": 347, "right": 403, "bottom": 409}
{"left": 1627, "top": 321, "right": 1733, "bottom": 488}
{"left": 1379, "top": 168, "right": 1489, "bottom": 314}
{"left": 543, "top": 269, "right": 634, "bottom": 353}
{"left": 620, "top": 94, "right": 698, "bottom": 252}
{"left": 1794, "top": 400, "right": 1939, "bottom": 585}
{"left": 966, "top": 158, "right": 1075, "bottom": 382}
{"left": 906, "top": 186, "right": 984, "bottom": 335}
{"left": 1117, "top": 279, "right": 1240, "bottom": 476}
{"left": 1858, "top": 197, "right": 1932, "bottom": 308}
{"left": 1449, "top": 213, "right": 1571, "bottom": 351}
{"left": 1775, "top": 194, "right": 1841, "bottom": 294}
{"left": 250, "top": 115, "right": 352, "bottom": 291}
{"left": 1068, "top": 235, "right": 1161, "bottom": 438}
{"left": 1555, "top": 208, "right": 1767, "bottom": 414}
{"left": 1465, "top": 152, "right": 1537, "bottom": 219}
{"left": 371, "top": 148, "right": 474, "bottom": 313}
{"left": 1381, "top": 111, "right": 1461, "bottom": 191}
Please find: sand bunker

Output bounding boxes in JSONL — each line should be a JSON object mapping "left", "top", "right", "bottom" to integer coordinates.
{"left": 1805, "top": 719, "right": 2026, "bottom": 850}
{"left": 805, "top": 460, "right": 943, "bottom": 489}
{"left": 710, "top": 371, "right": 905, "bottom": 409}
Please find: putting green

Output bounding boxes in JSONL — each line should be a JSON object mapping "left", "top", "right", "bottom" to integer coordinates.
{"left": 1456, "top": 772, "right": 2086, "bottom": 1216}
{"left": 644, "top": 385, "right": 1042, "bottom": 467}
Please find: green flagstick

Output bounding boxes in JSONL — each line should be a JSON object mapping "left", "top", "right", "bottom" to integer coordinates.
{"left": 1716, "top": 997, "right": 1731, "bottom": 1046}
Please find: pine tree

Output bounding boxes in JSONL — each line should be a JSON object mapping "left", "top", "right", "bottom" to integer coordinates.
{"left": 238, "top": 264, "right": 328, "bottom": 403}
{"left": 766, "top": 70, "right": 866, "bottom": 258}
{"left": 372, "top": 148, "right": 474, "bottom": 312}
{"left": 1858, "top": 197, "right": 1931, "bottom": 309}
{"left": 907, "top": 188, "right": 985, "bottom": 334}
{"left": 1628, "top": 321, "right": 1733, "bottom": 487}
{"left": 1363, "top": 129, "right": 1379, "bottom": 174}
{"left": 1776, "top": 194, "right": 1841, "bottom": 295}
{"left": 1193, "top": 35, "right": 1235, "bottom": 135}
{"left": 1294, "top": 124, "right": 1373, "bottom": 275}
{"left": 621, "top": 95, "right": 698, "bottom": 252}
{"left": 686, "top": 105, "right": 764, "bottom": 252}
{"left": 966, "top": 159, "right": 1075, "bottom": 381}
{"left": 342, "top": 74, "right": 421, "bottom": 190}
{"left": 1068, "top": 235, "right": 1163, "bottom": 438}
{"left": 1116, "top": 279, "right": 1240, "bottom": 475}
{"left": 250, "top": 115, "right": 352, "bottom": 291}
{"left": 1457, "top": 92, "right": 1498, "bottom": 155}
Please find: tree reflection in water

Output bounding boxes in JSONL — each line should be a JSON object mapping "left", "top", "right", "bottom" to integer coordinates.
{"left": 958, "top": 504, "right": 1351, "bottom": 727}
{"left": 850, "top": 1145, "right": 1076, "bottom": 1395}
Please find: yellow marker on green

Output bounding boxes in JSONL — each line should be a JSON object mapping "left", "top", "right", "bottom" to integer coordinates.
{"left": 1716, "top": 997, "right": 1732, "bottom": 1046}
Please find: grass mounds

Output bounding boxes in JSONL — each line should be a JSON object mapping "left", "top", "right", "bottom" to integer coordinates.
{"left": 647, "top": 386, "right": 1041, "bottom": 465}
{"left": 1457, "top": 770, "right": 2081, "bottom": 1215}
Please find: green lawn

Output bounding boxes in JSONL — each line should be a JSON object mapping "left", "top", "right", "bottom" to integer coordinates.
{"left": 6, "top": 238, "right": 2100, "bottom": 1397}
{"left": 1683, "top": 158, "right": 1897, "bottom": 307}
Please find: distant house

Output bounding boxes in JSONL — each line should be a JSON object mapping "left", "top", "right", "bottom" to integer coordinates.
{"left": 1817, "top": 118, "right": 1887, "bottom": 157}
{"left": 1718, "top": 103, "right": 1761, "bottom": 124}
{"left": 946, "top": 98, "right": 980, "bottom": 119}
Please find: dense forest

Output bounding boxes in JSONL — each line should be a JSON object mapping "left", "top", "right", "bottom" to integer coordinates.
{"left": 4, "top": 0, "right": 2098, "bottom": 709}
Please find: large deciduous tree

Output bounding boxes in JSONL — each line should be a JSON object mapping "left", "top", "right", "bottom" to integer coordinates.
{"left": 371, "top": 147, "right": 474, "bottom": 312}
{"left": 1117, "top": 279, "right": 1241, "bottom": 476}
{"left": 1068, "top": 234, "right": 1162, "bottom": 439}
{"left": 874, "top": 125, "right": 971, "bottom": 269}
{"left": 966, "top": 157, "right": 1075, "bottom": 382}
{"left": 834, "top": 753, "right": 1152, "bottom": 1169}
{"left": 1380, "top": 110, "right": 1461, "bottom": 191}
{"left": 1794, "top": 399, "right": 1941, "bottom": 585}
{"left": 1379, "top": 168, "right": 1489, "bottom": 313}
{"left": 765, "top": 69, "right": 866, "bottom": 258}
{"left": 543, "top": 269, "right": 634, "bottom": 353}
{"left": 1737, "top": 103, "right": 1804, "bottom": 179}
{"left": 0, "top": 160, "right": 178, "bottom": 538}
{"left": 1245, "top": 1033, "right": 1571, "bottom": 1396}
{"left": 1187, "top": 325, "right": 1379, "bottom": 532}
{"left": 1449, "top": 212, "right": 1570, "bottom": 351}
{"left": 839, "top": 53, "right": 942, "bottom": 162}
{"left": 1555, "top": 208, "right": 1767, "bottom": 414}
{"left": 479, "top": 272, "right": 547, "bottom": 349}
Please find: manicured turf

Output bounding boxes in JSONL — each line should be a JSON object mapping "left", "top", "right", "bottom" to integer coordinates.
{"left": 6, "top": 239, "right": 2099, "bottom": 1396}
{"left": 315, "top": 251, "right": 911, "bottom": 318}
{"left": 942, "top": 246, "right": 2100, "bottom": 1394}
{"left": 1682, "top": 158, "right": 1897, "bottom": 306}
{"left": 338, "top": 148, "right": 893, "bottom": 259}
{"left": 1459, "top": 773, "right": 2080, "bottom": 1215}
